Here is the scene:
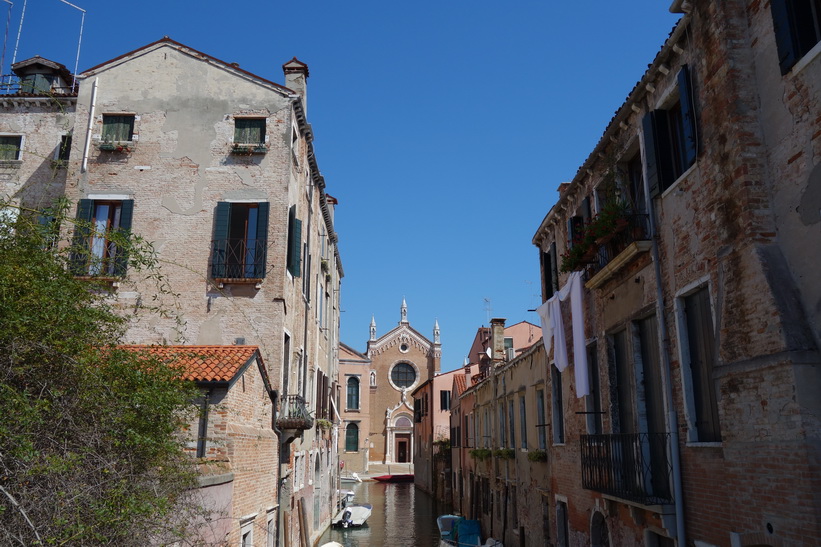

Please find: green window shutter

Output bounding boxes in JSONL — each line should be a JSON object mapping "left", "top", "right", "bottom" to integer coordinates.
{"left": 70, "top": 199, "right": 94, "bottom": 274}
{"left": 677, "top": 65, "right": 698, "bottom": 168}
{"left": 102, "top": 115, "right": 134, "bottom": 142}
{"left": 0, "top": 136, "right": 20, "bottom": 160}
{"left": 770, "top": 0, "right": 798, "bottom": 75}
{"left": 211, "top": 202, "right": 231, "bottom": 278}
{"left": 642, "top": 111, "right": 661, "bottom": 198}
{"left": 255, "top": 202, "right": 270, "bottom": 278}
{"left": 287, "top": 206, "right": 302, "bottom": 277}
{"left": 113, "top": 200, "right": 134, "bottom": 277}
{"left": 234, "top": 119, "right": 265, "bottom": 145}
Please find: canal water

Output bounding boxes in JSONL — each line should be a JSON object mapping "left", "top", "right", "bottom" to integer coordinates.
{"left": 318, "top": 481, "right": 451, "bottom": 547}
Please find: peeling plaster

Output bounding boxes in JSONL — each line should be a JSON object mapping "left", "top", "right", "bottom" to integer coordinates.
{"left": 798, "top": 162, "right": 821, "bottom": 225}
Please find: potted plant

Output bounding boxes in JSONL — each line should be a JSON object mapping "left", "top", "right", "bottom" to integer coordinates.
{"left": 493, "top": 448, "right": 515, "bottom": 459}
{"left": 527, "top": 449, "right": 548, "bottom": 462}
{"left": 469, "top": 448, "right": 492, "bottom": 461}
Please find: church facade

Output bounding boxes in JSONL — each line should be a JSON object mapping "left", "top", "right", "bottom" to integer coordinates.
{"left": 338, "top": 300, "right": 440, "bottom": 473}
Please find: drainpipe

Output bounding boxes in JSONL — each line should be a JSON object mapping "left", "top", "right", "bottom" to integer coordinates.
{"left": 639, "top": 131, "right": 686, "bottom": 547}
{"left": 81, "top": 77, "right": 97, "bottom": 172}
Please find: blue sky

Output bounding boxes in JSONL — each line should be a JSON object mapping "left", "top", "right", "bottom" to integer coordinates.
{"left": 13, "top": 1, "right": 680, "bottom": 371}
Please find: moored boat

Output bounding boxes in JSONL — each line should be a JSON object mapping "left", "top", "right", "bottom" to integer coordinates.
{"left": 332, "top": 503, "right": 373, "bottom": 528}
{"left": 372, "top": 473, "right": 414, "bottom": 482}
{"left": 438, "top": 514, "right": 502, "bottom": 547}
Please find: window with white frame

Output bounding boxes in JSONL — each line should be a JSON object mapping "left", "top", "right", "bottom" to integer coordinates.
{"left": 0, "top": 135, "right": 22, "bottom": 160}
{"left": 771, "top": 0, "right": 821, "bottom": 74}
{"left": 642, "top": 65, "right": 698, "bottom": 196}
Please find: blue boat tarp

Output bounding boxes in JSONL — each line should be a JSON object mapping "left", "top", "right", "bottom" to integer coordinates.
{"left": 454, "top": 518, "right": 481, "bottom": 546}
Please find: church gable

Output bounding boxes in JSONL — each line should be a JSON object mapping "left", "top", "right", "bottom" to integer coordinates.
{"left": 367, "top": 324, "right": 431, "bottom": 357}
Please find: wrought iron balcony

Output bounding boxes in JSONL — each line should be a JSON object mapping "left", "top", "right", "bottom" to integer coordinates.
{"left": 580, "top": 433, "right": 673, "bottom": 506}
{"left": 584, "top": 214, "right": 652, "bottom": 288}
{"left": 276, "top": 395, "right": 313, "bottom": 431}
{"left": 211, "top": 237, "right": 267, "bottom": 280}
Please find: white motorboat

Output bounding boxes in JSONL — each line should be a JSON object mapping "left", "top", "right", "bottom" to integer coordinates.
{"left": 332, "top": 503, "right": 372, "bottom": 528}
{"left": 337, "top": 488, "right": 355, "bottom": 508}
{"left": 340, "top": 472, "right": 362, "bottom": 484}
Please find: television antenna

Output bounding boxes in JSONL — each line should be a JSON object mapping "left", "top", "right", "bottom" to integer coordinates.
{"left": 10, "top": 0, "right": 86, "bottom": 87}
{"left": 483, "top": 297, "right": 492, "bottom": 324}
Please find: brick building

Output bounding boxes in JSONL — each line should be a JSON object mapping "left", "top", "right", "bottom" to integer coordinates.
{"left": 526, "top": 1, "right": 821, "bottom": 546}
{"left": 339, "top": 300, "right": 440, "bottom": 471}
{"left": 0, "top": 56, "right": 75, "bottom": 224}
{"left": 0, "top": 38, "right": 343, "bottom": 546}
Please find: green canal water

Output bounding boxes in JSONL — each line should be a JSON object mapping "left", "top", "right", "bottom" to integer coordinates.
{"left": 318, "top": 481, "right": 452, "bottom": 547}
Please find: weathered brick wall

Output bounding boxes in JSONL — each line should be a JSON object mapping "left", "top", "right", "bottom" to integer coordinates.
{"left": 0, "top": 100, "right": 73, "bottom": 210}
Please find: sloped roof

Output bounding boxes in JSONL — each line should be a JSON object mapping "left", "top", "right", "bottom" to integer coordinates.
{"left": 339, "top": 342, "right": 369, "bottom": 361}
{"left": 119, "top": 344, "right": 261, "bottom": 383}
{"left": 80, "top": 36, "right": 292, "bottom": 96}
{"left": 453, "top": 373, "right": 467, "bottom": 396}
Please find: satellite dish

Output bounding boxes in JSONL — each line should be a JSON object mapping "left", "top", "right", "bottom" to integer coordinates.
{"left": 485, "top": 348, "right": 491, "bottom": 357}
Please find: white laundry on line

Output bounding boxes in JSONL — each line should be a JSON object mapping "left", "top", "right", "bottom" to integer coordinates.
{"left": 535, "top": 270, "right": 589, "bottom": 397}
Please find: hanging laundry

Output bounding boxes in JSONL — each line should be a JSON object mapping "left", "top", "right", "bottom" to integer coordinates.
{"left": 535, "top": 271, "right": 589, "bottom": 397}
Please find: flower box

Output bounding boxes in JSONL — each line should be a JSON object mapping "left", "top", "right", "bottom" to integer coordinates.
{"left": 231, "top": 143, "right": 268, "bottom": 155}
{"left": 98, "top": 142, "right": 130, "bottom": 152}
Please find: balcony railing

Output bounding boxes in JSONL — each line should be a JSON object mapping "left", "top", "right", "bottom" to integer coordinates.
{"left": 586, "top": 214, "right": 649, "bottom": 270}
{"left": 0, "top": 75, "right": 77, "bottom": 95}
{"left": 211, "top": 237, "right": 267, "bottom": 280}
{"left": 580, "top": 433, "right": 673, "bottom": 506}
{"left": 276, "top": 395, "right": 313, "bottom": 431}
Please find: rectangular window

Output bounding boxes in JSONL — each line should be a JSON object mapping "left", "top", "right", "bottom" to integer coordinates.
{"left": 0, "top": 135, "right": 22, "bottom": 160}
{"left": 440, "top": 390, "right": 451, "bottom": 411}
{"left": 196, "top": 390, "right": 211, "bottom": 458}
{"left": 551, "top": 366, "right": 565, "bottom": 443}
{"left": 56, "top": 134, "right": 72, "bottom": 164}
{"left": 20, "top": 73, "right": 56, "bottom": 93}
{"left": 586, "top": 343, "right": 603, "bottom": 435}
{"left": 508, "top": 399, "right": 515, "bottom": 448}
{"left": 556, "top": 500, "right": 569, "bottom": 547}
{"left": 771, "top": 0, "right": 821, "bottom": 74}
{"left": 211, "top": 202, "right": 269, "bottom": 279}
{"left": 643, "top": 65, "right": 698, "bottom": 196}
{"left": 627, "top": 152, "right": 647, "bottom": 214}
{"left": 683, "top": 288, "right": 722, "bottom": 442}
{"left": 234, "top": 118, "right": 266, "bottom": 145}
{"left": 541, "top": 242, "right": 560, "bottom": 300}
{"left": 499, "top": 406, "right": 506, "bottom": 448}
{"left": 70, "top": 199, "right": 134, "bottom": 277}
{"left": 613, "top": 329, "right": 637, "bottom": 434}
{"left": 519, "top": 395, "right": 527, "bottom": 449}
{"left": 102, "top": 114, "right": 135, "bottom": 142}
{"left": 286, "top": 206, "right": 301, "bottom": 277}
{"left": 536, "top": 389, "right": 547, "bottom": 450}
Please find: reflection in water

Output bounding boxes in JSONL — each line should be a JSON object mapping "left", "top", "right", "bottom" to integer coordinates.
{"left": 319, "top": 481, "right": 451, "bottom": 547}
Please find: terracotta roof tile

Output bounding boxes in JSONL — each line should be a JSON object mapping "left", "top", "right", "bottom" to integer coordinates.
{"left": 454, "top": 373, "right": 467, "bottom": 395}
{"left": 119, "top": 345, "right": 260, "bottom": 383}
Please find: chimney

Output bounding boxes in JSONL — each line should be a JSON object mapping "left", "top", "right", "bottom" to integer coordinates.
{"left": 464, "top": 358, "right": 471, "bottom": 384}
{"left": 490, "top": 318, "right": 506, "bottom": 364}
{"left": 282, "top": 57, "right": 309, "bottom": 112}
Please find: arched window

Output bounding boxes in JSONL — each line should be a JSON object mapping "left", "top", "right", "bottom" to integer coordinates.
{"left": 345, "top": 423, "right": 359, "bottom": 452}
{"left": 346, "top": 376, "right": 360, "bottom": 410}
{"left": 396, "top": 416, "right": 412, "bottom": 428}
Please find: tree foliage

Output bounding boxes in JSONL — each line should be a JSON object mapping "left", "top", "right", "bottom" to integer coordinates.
{"left": 0, "top": 205, "right": 200, "bottom": 545}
